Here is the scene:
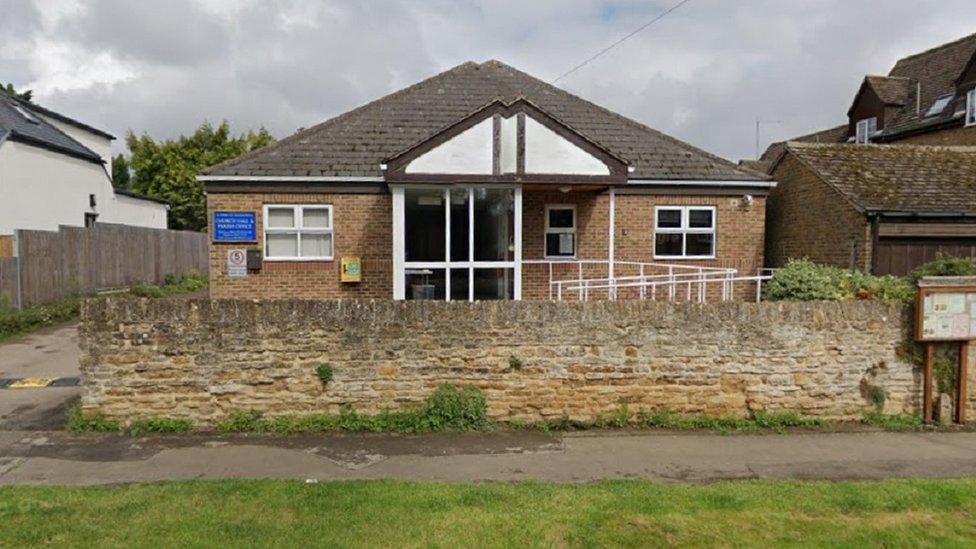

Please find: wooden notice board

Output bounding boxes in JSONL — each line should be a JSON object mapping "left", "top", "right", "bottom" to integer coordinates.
{"left": 915, "top": 277, "right": 976, "bottom": 424}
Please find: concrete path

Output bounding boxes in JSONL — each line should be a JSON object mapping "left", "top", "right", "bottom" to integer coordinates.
{"left": 0, "top": 322, "right": 81, "bottom": 430}
{"left": 2, "top": 429, "right": 976, "bottom": 485}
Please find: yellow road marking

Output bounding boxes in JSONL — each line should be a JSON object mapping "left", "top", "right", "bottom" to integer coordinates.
{"left": 8, "top": 378, "right": 55, "bottom": 389}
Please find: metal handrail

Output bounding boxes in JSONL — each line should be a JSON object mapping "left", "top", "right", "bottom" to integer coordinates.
{"left": 555, "top": 273, "right": 773, "bottom": 303}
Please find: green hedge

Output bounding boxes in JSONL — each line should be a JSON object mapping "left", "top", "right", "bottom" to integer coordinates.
{"left": 762, "top": 258, "right": 976, "bottom": 304}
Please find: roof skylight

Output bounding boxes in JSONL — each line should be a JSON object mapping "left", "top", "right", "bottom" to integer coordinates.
{"left": 925, "top": 94, "right": 953, "bottom": 117}
{"left": 12, "top": 103, "right": 40, "bottom": 124}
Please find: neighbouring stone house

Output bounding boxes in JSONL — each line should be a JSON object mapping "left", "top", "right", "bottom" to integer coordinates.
{"left": 200, "top": 60, "right": 772, "bottom": 302}
{"left": 759, "top": 32, "right": 976, "bottom": 274}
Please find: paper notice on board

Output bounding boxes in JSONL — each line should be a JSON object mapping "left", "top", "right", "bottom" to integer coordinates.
{"left": 934, "top": 293, "right": 950, "bottom": 313}
{"left": 935, "top": 315, "right": 953, "bottom": 338}
{"left": 923, "top": 315, "right": 937, "bottom": 338}
{"left": 949, "top": 293, "right": 966, "bottom": 314}
{"left": 924, "top": 294, "right": 934, "bottom": 314}
{"left": 953, "top": 314, "right": 970, "bottom": 339}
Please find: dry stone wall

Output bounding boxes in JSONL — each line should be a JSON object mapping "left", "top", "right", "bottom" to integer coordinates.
{"left": 79, "top": 298, "right": 924, "bottom": 425}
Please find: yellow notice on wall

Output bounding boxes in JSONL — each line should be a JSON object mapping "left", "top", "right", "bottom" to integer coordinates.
{"left": 341, "top": 257, "right": 362, "bottom": 283}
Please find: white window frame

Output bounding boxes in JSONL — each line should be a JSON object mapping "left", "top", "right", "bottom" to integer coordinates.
{"left": 544, "top": 204, "right": 577, "bottom": 259}
{"left": 653, "top": 205, "right": 716, "bottom": 260}
{"left": 967, "top": 89, "right": 976, "bottom": 127}
{"left": 855, "top": 117, "right": 877, "bottom": 145}
{"left": 262, "top": 204, "right": 334, "bottom": 261}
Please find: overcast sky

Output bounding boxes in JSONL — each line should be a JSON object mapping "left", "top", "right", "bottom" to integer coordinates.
{"left": 4, "top": 0, "right": 976, "bottom": 161}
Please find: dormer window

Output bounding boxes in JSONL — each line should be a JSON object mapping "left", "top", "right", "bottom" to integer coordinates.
{"left": 967, "top": 89, "right": 976, "bottom": 127}
{"left": 855, "top": 117, "right": 877, "bottom": 144}
{"left": 925, "top": 94, "right": 953, "bottom": 117}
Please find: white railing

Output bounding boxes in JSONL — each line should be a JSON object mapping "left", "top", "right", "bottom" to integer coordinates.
{"left": 523, "top": 260, "right": 774, "bottom": 303}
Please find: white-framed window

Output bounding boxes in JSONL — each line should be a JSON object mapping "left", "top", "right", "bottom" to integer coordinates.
{"left": 653, "top": 206, "right": 716, "bottom": 259}
{"left": 544, "top": 204, "right": 577, "bottom": 258}
{"left": 263, "top": 204, "right": 333, "bottom": 261}
{"left": 967, "top": 89, "right": 976, "bottom": 127}
{"left": 855, "top": 117, "right": 877, "bottom": 144}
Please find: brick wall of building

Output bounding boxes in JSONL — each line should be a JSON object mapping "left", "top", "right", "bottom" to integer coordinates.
{"left": 208, "top": 192, "right": 392, "bottom": 299}
{"left": 209, "top": 188, "right": 767, "bottom": 301}
{"left": 891, "top": 125, "right": 976, "bottom": 146}
{"left": 766, "top": 154, "right": 872, "bottom": 270}
{"left": 79, "top": 298, "right": 931, "bottom": 426}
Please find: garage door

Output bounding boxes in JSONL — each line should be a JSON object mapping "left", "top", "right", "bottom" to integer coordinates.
{"left": 873, "top": 238, "right": 976, "bottom": 276}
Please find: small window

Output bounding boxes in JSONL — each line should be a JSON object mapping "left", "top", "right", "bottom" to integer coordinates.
{"left": 967, "top": 89, "right": 976, "bottom": 127}
{"left": 925, "top": 94, "right": 953, "bottom": 117}
{"left": 654, "top": 206, "right": 715, "bottom": 259}
{"left": 544, "top": 204, "right": 576, "bottom": 258}
{"left": 263, "top": 204, "right": 333, "bottom": 261}
{"left": 855, "top": 117, "right": 877, "bottom": 144}
{"left": 12, "top": 103, "right": 39, "bottom": 124}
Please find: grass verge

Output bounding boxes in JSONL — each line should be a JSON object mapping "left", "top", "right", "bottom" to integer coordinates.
{"left": 0, "top": 273, "right": 207, "bottom": 342}
{"left": 1, "top": 478, "right": 975, "bottom": 546}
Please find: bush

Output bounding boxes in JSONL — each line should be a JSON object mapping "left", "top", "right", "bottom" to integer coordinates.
{"left": 416, "top": 384, "right": 492, "bottom": 432}
{"left": 0, "top": 297, "right": 81, "bottom": 341}
{"left": 763, "top": 259, "right": 913, "bottom": 303}
{"left": 216, "top": 409, "right": 265, "bottom": 432}
{"left": 908, "top": 256, "right": 976, "bottom": 285}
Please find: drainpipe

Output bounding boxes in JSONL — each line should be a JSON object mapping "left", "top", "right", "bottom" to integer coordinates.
{"left": 608, "top": 187, "right": 616, "bottom": 280}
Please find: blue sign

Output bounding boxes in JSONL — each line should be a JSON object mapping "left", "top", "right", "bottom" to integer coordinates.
{"left": 213, "top": 211, "right": 256, "bottom": 242}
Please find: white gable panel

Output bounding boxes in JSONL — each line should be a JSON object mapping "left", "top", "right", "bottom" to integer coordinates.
{"left": 499, "top": 115, "right": 517, "bottom": 174}
{"left": 524, "top": 117, "right": 609, "bottom": 175}
{"left": 405, "top": 118, "right": 493, "bottom": 174}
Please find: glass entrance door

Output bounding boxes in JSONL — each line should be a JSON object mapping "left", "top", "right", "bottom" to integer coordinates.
{"left": 393, "top": 185, "right": 522, "bottom": 301}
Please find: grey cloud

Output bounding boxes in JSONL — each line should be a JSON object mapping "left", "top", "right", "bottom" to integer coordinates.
{"left": 6, "top": 0, "right": 976, "bottom": 162}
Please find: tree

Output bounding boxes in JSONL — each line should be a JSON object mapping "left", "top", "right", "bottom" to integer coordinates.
{"left": 111, "top": 154, "right": 131, "bottom": 190}
{"left": 0, "top": 82, "right": 33, "bottom": 102}
{"left": 126, "top": 121, "right": 274, "bottom": 231}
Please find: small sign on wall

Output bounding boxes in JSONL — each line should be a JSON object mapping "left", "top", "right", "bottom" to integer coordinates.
{"left": 341, "top": 257, "right": 362, "bottom": 283}
{"left": 227, "top": 249, "right": 247, "bottom": 278}
{"left": 213, "top": 211, "right": 257, "bottom": 242}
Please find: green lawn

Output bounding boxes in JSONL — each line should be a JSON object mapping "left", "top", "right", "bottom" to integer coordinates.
{"left": 2, "top": 479, "right": 975, "bottom": 547}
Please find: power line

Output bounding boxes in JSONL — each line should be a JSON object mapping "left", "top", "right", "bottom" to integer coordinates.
{"left": 552, "top": 0, "right": 694, "bottom": 84}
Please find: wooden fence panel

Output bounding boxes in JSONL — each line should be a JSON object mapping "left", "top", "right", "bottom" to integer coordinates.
{"left": 5, "top": 223, "right": 208, "bottom": 308}
{"left": 0, "top": 257, "right": 19, "bottom": 309}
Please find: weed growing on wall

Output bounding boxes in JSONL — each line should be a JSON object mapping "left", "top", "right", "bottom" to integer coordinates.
{"left": 215, "top": 384, "right": 492, "bottom": 434}
{"left": 66, "top": 406, "right": 122, "bottom": 433}
{"left": 316, "top": 364, "right": 334, "bottom": 384}
{"left": 128, "top": 418, "right": 193, "bottom": 436}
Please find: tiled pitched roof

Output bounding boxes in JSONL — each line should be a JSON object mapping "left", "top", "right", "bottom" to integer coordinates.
{"left": 205, "top": 60, "right": 764, "bottom": 181}
{"left": 0, "top": 96, "right": 103, "bottom": 164}
{"left": 759, "top": 123, "right": 848, "bottom": 164}
{"left": 880, "top": 32, "right": 976, "bottom": 137}
{"left": 785, "top": 142, "right": 976, "bottom": 214}
{"left": 863, "top": 75, "right": 910, "bottom": 106}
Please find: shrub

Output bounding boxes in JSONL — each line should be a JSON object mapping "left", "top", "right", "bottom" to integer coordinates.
{"left": 416, "top": 384, "right": 492, "bottom": 432}
{"left": 908, "top": 256, "right": 976, "bottom": 285}
{"left": 0, "top": 297, "right": 81, "bottom": 341}
{"left": 129, "top": 273, "right": 207, "bottom": 298}
{"left": 317, "top": 363, "right": 333, "bottom": 384}
{"left": 762, "top": 258, "right": 913, "bottom": 303}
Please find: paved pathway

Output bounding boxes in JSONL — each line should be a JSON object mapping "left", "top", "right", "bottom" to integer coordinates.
{"left": 2, "top": 429, "right": 976, "bottom": 485}
{"left": 0, "top": 322, "right": 81, "bottom": 430}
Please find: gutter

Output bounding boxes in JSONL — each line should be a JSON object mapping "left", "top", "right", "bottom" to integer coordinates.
{"left": 626, "top": 179, "right": 777, "bottom": 188}
{"left": 197, "top": 175, "right": 385, "bottom": 182}
{"left": 867, "top": 210, "right": 976, "bottom": 219}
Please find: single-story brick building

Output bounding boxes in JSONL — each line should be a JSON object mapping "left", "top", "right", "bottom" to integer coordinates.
{"left": 766, "top": 142, "right": 976, "bottom": 275}
{"left": 200, "top": 60, "right": 773, "bottom": 301}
